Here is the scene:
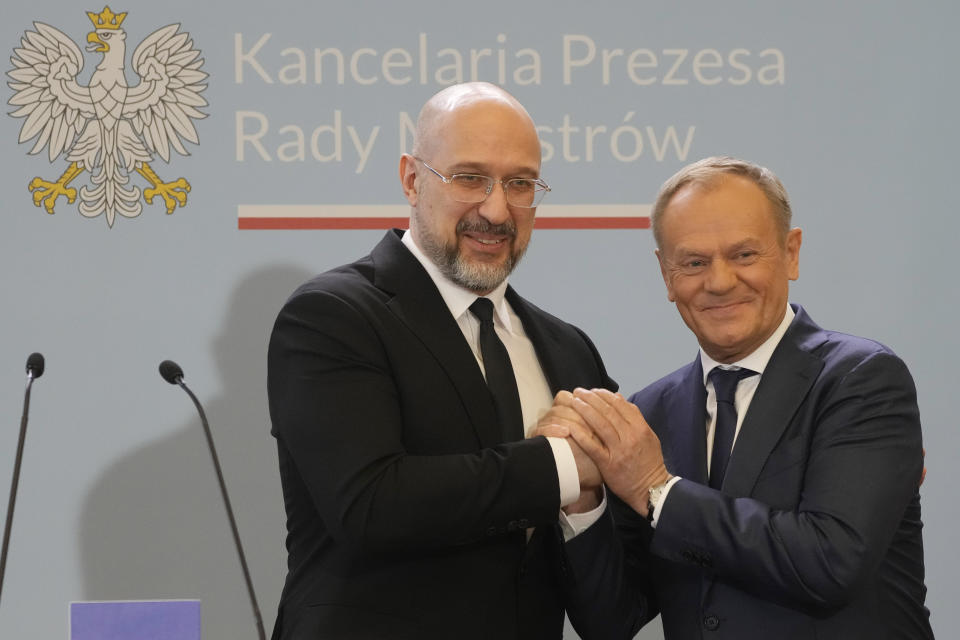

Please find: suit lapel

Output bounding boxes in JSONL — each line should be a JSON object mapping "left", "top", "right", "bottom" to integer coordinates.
{"left": 507, "top": 289, "right": 574, "bottom": 394}
{"left": 722, "top": 308, "right": 826, "bottom": 495}
{"left": 661, "top": 357, "right": 709, "bottom": 485}
{"left": 370, "top": 231, "right": 503, "bottom": 448}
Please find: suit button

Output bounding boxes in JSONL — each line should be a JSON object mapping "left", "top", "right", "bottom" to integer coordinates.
{"left": 702, "top": 614, "right": 719, "bottom": 630}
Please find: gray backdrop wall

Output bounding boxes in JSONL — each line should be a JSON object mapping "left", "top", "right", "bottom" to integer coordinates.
{"left": 1, "top": 2, "right": 954, "bottom": 638}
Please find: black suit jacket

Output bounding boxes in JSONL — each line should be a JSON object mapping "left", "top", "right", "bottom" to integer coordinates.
{"left": 564, "top": 305, "right": 932, "bottom": 639}
{"left": 268, "top": 229, "right": 615, "bottom": 639}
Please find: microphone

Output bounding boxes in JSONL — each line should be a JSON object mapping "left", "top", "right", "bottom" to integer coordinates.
{"left": 158, "top": 359, "right": 182, "bottom": 384}
{"left": 1, "top": 353, "right": 46, "bottom": 606}
{"left": 158, "top": 360, "right": 266, "bottom": 640}
{"left": 26, "top": 352, "right": 44, "bottom": 379}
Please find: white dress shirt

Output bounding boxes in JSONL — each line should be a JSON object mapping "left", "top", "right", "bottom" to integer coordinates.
{"left": 401, "top": 231, "right": 581, "bottom": 507}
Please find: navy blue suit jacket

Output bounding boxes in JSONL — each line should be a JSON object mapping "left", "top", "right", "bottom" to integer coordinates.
{"left": 268, "top": 230, "right": 616, "bottom": 640}
{"left": 564, "top": 305, "right": 932, "bottom": 639}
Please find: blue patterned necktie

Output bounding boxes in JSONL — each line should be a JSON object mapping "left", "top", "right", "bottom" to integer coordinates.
{"left": 708, "top": 367, "right": 758, "bottom": 489}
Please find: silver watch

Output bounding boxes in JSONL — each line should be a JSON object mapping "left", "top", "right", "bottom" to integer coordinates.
{"left": 646, "top": 481, "right": 669, "bottom": 523}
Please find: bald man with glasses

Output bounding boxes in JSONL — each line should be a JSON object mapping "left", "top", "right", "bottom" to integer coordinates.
{"left": 267, "top": 82, "right": 614, "bottom": 640}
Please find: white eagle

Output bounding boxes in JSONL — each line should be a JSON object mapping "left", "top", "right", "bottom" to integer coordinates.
{"left": 7, "top": 6, "right": 207, "bottom": 227}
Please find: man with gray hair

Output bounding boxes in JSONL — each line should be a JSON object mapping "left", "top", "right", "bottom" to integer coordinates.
{"left": 267, "top": 82, "right": 613, "bottom": 639}
{"left": 545, "top": 157, "right": 933, "bottom": 639}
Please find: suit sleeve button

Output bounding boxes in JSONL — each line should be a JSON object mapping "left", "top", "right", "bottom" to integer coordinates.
{"left": 702, "top": 614, "right": 720, "bottom": 630}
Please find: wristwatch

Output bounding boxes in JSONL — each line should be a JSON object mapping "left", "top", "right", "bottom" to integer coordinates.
{"left": 646, "top": 480, "right": 669, "bottom": 523}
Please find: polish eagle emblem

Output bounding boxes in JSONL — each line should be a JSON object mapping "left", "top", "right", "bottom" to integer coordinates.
{"left": 7, "top": 6, "right": 207, "bottom": 227}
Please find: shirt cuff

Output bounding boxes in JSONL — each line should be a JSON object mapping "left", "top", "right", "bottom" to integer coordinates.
{"left": 650, "top": 476, "right": 682, "bottom": 528}
{"left": 558, "top": 489, "right": 607, "bottom": 541}
{"left": 547, "top": 436, "right": 581, "bottom": 507}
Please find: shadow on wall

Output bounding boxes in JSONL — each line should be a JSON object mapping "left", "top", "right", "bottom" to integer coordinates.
{"left": 78, "top": 264, "right": 312, "bottom": 640}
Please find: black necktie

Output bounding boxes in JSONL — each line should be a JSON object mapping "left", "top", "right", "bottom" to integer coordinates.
{"left": 708, "top": 367, "right": 758, "bottom": 489}
{"left": 469, "top": 298, "right": 524, "bottom": 441}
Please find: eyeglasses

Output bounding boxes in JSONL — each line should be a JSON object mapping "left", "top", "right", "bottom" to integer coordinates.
{"left": 415, "top": 157, "right": 551, "bottom": 208}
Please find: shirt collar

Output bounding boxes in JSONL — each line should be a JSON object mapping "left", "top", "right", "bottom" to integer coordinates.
{"left": 401, "top": 230, "right": 514, "bottom": 333}
{"left": 700, "top": 304, "right": 795, "bottom": 385}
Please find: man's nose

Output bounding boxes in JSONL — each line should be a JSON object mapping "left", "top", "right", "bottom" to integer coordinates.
{"left": 704, "top": 259, "right": 738, "bottom": 293}
{"left": 477, "top": 181, "right": 511, "bottom": 224}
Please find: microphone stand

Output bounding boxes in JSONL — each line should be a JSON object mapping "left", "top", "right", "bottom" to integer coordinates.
{"left": 171, "top": 374, "right": 266, "bottom": 640}
{"left": 0, "top": 371, "right": 39, "bottom": 606}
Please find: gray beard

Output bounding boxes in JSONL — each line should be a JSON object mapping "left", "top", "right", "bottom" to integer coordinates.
{"left": 417, "top": 216, "right": 527, "bottom": 293}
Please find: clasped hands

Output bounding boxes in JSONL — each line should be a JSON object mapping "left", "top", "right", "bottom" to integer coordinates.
{"left": 536, "top": 388, "right": 672, "bottom": 517}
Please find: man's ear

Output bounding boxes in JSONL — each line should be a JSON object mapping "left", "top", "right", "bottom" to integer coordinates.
{"left": 399, "top": 154, "right": 418, "bottom": 206}
{"left": 785, "top": 227, "right": 802, "bottom": 281}
{"left": 656, "top": 248, "right": 677, "bottom": 302}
